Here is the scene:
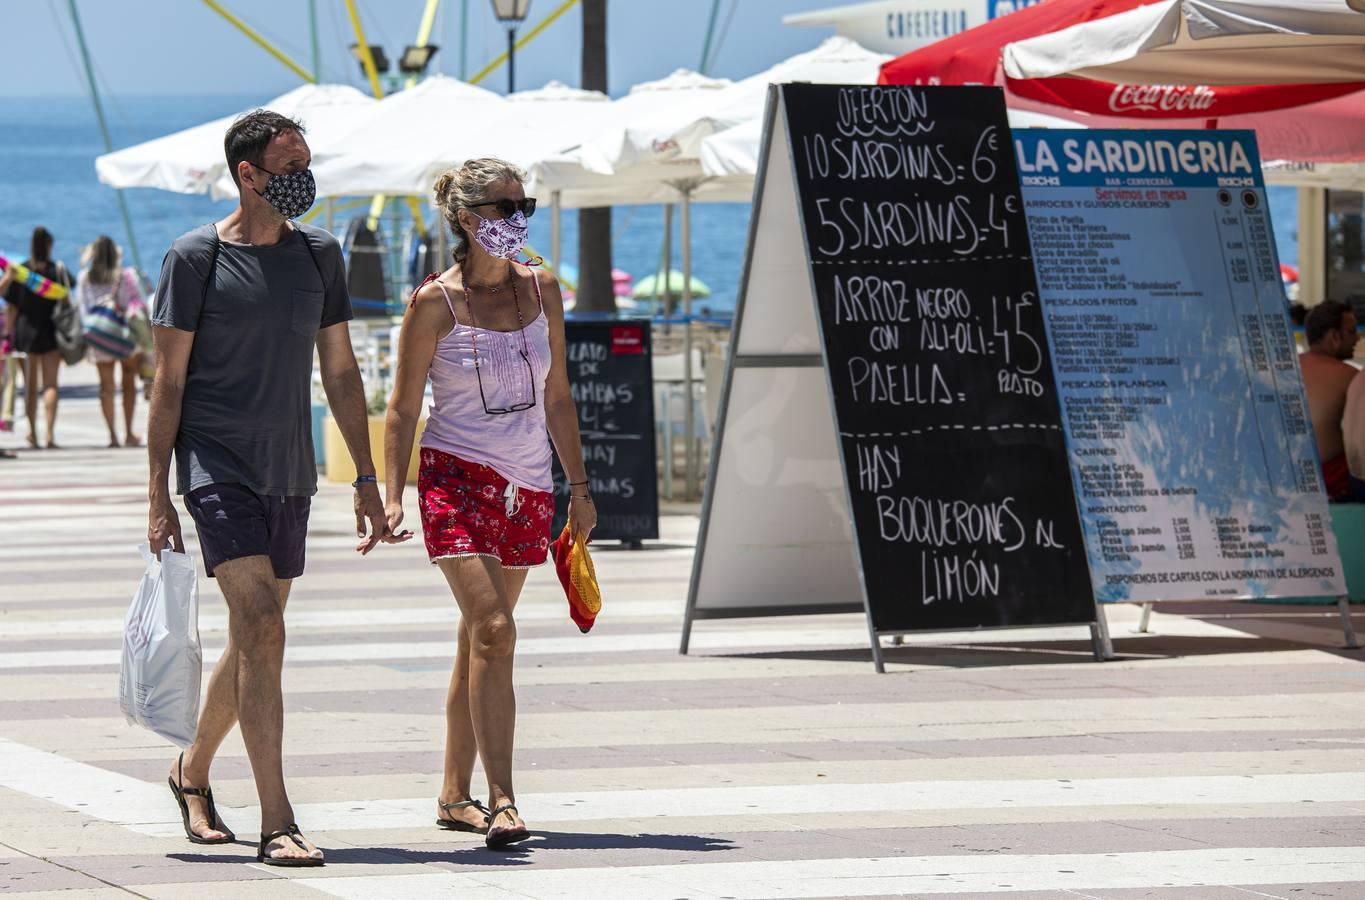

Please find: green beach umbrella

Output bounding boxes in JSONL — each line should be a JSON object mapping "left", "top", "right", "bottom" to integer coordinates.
{"left": 631, "top": 270, "right": 711, "bottom": 300}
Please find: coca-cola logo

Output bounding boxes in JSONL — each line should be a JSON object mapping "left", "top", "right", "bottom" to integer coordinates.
{"left": 1108, "top": 84, "right": 1217, "bottom": 114}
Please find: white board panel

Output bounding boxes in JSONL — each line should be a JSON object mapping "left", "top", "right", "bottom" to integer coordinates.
{"left": 691, "top": 365, "right": 861, "bottom": 613}
{"left": 734, "top": 101, "right": 821, "bottom": 358}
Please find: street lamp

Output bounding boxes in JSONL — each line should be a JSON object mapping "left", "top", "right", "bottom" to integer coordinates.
{"left": 399, "top": 44, "right": 440, "bottom": 76}
{"left": 349, "top": 43, "right": 391, "bottom": 75}
{"left": 490, "top": 0, "right": 531, "bottom": 94}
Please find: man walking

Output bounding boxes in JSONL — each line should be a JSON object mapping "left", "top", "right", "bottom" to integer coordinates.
{"left": 147, "top": 110, "right": 388, "bottom": 866}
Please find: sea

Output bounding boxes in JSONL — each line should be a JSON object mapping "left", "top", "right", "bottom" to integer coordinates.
{"left": 0, "top": 94, "right": 1300, "bottom": 316}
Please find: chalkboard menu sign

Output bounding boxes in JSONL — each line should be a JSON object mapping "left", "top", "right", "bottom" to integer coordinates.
{"left": 551, "top": 318, "right": 659, "bottom": 544}
{"left": 783, "top": 83, "right": 1093, "bottom": 632}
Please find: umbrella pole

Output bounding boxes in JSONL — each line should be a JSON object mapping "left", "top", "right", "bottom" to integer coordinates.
{"left": 433, "top": 200, "right": 449, "bottom": 269}
{"left": 661, "top": 203, "right": 674, "bottom": 316}
{"left": 682, "top": 186, "right": 697, "bottom": 501}
{"left": 551, "top": 191, "right": 562, "bottom": 273}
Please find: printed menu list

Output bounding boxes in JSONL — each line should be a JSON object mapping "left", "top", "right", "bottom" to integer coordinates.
{"left": 1016, "top": 130, "right": 1343, "bottom": 601}
{"left": 783, "top": 84, "right": 1093, "bottom": 633}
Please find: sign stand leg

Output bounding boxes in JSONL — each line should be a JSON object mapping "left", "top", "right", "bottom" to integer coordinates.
{"left": 680, "top": 600, "right": 695, "bottom": 656}
{"left": 1338, "top": 596, "right": 1359, "bottom": 650}
{"left": 1090, "top": 605, "right": 1114, "bottom": 662}
{"left": 1135, "top": 602, "right": 1154, "bottom": 634}
{"left": 868, "top": 621, "right": 886, "bottom": 674}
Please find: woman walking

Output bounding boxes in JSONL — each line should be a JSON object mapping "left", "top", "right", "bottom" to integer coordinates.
{"left": 0, "top": 227, "right": 71, "bottom": 449}
{"left": 378, "top": 158, "right": 595, "bottom": 848}
{"left": 77, "top": 235, "right": 146, "bottom": 447}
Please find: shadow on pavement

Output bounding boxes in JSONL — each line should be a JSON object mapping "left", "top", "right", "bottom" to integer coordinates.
{"left": 170, "top": 832, "right": 736, "bottom": 868}
{"left": 710, "top": 631, "right": 1364, "bottom": 669}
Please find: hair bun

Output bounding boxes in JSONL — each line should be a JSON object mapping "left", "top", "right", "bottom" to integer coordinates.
{"left": 433, "top": 171, "right": 455, "bottom": 204}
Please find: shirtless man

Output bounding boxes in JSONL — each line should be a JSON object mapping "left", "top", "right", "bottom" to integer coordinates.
{"left": 1300, "top": 300, "right": 1358, "bottom": 501}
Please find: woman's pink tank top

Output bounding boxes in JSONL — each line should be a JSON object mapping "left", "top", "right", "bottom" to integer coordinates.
{"left": 419, "top": 269, "right": 554, "bottom": 493}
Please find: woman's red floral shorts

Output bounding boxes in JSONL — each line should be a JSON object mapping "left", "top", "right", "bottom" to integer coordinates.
{"left": 417, "top": 448, "right": 554, "bottom": 568}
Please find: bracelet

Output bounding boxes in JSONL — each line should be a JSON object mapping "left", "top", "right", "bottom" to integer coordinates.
{"left": 569, "top": 479, "right": 590, "bottom": 486}
{"left": 352, "top": 474, "right": 377, "bottom": 489}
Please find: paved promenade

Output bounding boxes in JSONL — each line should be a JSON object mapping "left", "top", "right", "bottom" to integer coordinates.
{"left": 3, "top": 370, "right": 1365, "bottom": 898}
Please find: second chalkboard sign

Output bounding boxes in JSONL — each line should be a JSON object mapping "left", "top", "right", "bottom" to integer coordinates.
{"left": 551, "top": 319, "right": 660, "bottom": 545}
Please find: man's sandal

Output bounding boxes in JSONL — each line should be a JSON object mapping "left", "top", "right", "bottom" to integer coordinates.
{"left": 167, "top": 752, "right": 234, "bottom": 844}
{"left": 484, "top": 804, "right": 531, "bottom": 848}
{"left": 256, "top": 824, "right": 324, "bottom": 867}
{"left": 437, "top": 798, "right": 491, "bottom": 833}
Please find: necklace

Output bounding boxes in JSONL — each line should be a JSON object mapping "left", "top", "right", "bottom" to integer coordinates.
{"left": 463, "top": 267, "right": 513, "bottom": 294}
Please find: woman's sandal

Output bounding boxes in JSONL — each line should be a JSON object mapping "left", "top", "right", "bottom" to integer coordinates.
{"left": 436, "top": 798, "right": 491, "bottom": 833}
{"left": 484, "top": 804, "right": 531, "bottom": 848}
{"left": 256, "top": 824, "right": 324, "bottom": 867}
{"left": 167, "top": 752, "right": 235, "bottom": 844}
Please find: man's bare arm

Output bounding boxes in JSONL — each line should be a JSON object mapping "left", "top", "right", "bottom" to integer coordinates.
{"left": 316, "top": 322, "right": 387, "bottom": 552}
{"left": 147, "top": 325, "right": 194, "bottom": 556}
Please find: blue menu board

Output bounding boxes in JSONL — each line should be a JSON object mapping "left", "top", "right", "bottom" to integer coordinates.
{"left": 1015, "top": 129, "right": 1345, "bottom": 602}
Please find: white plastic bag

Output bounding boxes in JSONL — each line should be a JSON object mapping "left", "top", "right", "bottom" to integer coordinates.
{"left": 119, "top": 544, "right": 202, "bottom": 747}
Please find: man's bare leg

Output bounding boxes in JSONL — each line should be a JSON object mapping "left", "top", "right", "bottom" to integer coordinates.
{"left": 438, "top": 568, "right": 528, "bottom": 830}
{"left": 172, "top": 578, "right": 292, "bottom": 840}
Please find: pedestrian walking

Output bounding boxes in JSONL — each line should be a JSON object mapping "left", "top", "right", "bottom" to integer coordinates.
{"left": 379, "top": 158, "right": 596, "bottom": 849}
{"left": 146, "top": 110, "right": 389, "bottom": 867}
{"left": 77, "top": 235, "right": 145, "bottom": 447}
{"left": 0, "top": 332, "right": 19, "bottom": 450}
{"left": 0, "top": 226, "right": 72, "bottom": 449}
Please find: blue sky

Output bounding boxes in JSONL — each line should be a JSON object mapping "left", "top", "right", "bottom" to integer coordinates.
{"left": 6, "top": 0, "right": 843, "bottom": 98}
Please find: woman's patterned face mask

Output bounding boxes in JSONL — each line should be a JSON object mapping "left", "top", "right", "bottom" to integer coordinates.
{"left": 471, "top": 210, "right": 529, "bottom": 260}
{"left": 252, "top": 165, "right": 317, "bottom": 220}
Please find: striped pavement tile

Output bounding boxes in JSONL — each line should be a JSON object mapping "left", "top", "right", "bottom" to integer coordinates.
{"left": 3, "top": 377, "right": 1365, "bottom": 898}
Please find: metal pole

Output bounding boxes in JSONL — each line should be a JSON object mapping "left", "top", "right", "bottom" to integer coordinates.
{"left": 344, "top": 0, "right": 386, "bottom": 99}
{"left": 67, "top": 0, "right": 144, "bottom": 275}
{"left": 433, "top": 201, "right": 450, "bottom": 268}
{"left": 200, "top": 0, "right": 317, "bottom": 83}
{"left": 1090, "top": 605, "right": 1114, "bottom": 661}
{"left": 661, "top": 204, "right": 673, "bottom": 314}
{"left": 460, "top": 0, "right": 469, "bottom": 79}
{"left": 682, "top": 186, "right": 697, "bottom": 501}
{"left": 406, "top": 0, "right": 442, "bottom": 89}
{"left": 1340, "top": 596, "right": 1360, "bottom": 650}
{"left": 551, "top": 190, "right": 562, "bottom": 271}
{"left": 698, "top": 0, "right": 722, "bottom": 73}
{"left": 507, "top": 27, "right": 517, "bottom": 94}
{"left": 308, "top": 0, "right": 321, "bottom": 81}
{"left": 470, "top": 0, "right": 580, "bottom": 86}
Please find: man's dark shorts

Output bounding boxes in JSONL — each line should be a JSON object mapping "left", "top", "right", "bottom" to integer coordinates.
{"left": 185, "top": 484, "right": 311, "bottom": 579}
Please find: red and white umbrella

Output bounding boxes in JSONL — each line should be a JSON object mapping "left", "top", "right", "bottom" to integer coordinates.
{"left": 1004, "top": 0, "right": 1365, "bottom": 86}
{"left": 878, "top": 0, "right": 1365, "bottom": 121}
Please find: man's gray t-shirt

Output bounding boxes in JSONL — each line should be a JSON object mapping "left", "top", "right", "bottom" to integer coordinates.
{"left": 152, "top": 222, "right": 352, "bottom": 497}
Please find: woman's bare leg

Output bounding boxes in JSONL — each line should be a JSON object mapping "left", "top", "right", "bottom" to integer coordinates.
{"left": 439, "top": 567, "right": 528, "bottom": 830}
{"left": 23, "top": 354, "right": 38, "bottom": 447}
{"left": 120, "top": 356, "right": 140, "bottom": 445}
{"left": 435, "top": 557, "right": 527, "bottom": 835}
{"left": 96, "top": 362, "right": 117, "bottom": 446}
{"left": 38, "top": 352, "right": 59, "bottom": 447}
